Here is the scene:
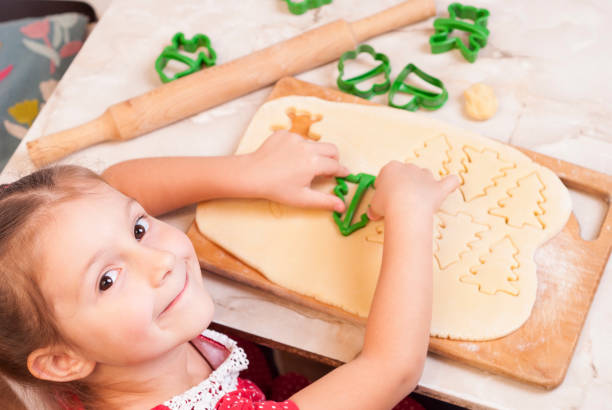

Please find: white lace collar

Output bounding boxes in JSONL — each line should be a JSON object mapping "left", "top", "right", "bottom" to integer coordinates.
{"left": 161, "top": 329, "right": 249, "bottom": 410}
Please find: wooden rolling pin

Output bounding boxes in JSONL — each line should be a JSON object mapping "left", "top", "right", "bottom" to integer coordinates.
{"left": 27, "top": 0, "right": 436, "bottom": 167}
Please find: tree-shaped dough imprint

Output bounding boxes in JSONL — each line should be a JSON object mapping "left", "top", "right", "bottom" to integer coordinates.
{"left": 460, "top": 236, "right": 520, "bottom": 296}
{"left": 459, "top": 146, "right": 515, "bottom": 202}
{"left": 405, "top": 134, "right": 452, "bottom": 178}
{"left": 434, "top": 212, "right": 490, "bottom": 270}
{"left": 489, "top": 172, "right": 547, "bottom": 229}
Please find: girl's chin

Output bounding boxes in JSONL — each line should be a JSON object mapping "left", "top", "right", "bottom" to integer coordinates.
{"left": 184, "top": 296, "right": 215, "bottom": 337}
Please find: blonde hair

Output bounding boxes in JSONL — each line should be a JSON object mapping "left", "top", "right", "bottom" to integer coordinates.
{"left": 0, "top": 165, "right": 106, "bottom": 409}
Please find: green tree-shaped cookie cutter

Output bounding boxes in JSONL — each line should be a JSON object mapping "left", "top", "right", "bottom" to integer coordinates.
{"left": 337, "top": 44, "right": 392, "bottom": 99}
{"left": 429, "top": 3, "right": 490, "bottom": 63}
{"left": 388, "top": 63, "right": 448, "bottom": 111}
{"left": 284, "top": 0, "right": 332, "bottom": 15}
{"left": 333, "top": 173, "right": 376, "bottom": 236}
{"left": 155, "top": 32, "right": 217, "bottom": 83}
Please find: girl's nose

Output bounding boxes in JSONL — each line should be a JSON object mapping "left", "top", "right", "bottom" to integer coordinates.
{"left": 143, "top": 248, "right": 176, "bottom": 287}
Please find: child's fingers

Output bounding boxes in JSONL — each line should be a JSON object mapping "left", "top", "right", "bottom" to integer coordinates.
{"left": 309, "top": 141, "right": 340, "bottom": 160}
{"left": 367, "top": 204, "right": 382, "bottom": 221}
{"left": 313, "top": 157, "right": 350, "bottom": 177}
{"left": 300, "top": 189, "right": 345, "bottom": 212}
{"left": 438, "top": 174, "right": 461, "bottom": 196}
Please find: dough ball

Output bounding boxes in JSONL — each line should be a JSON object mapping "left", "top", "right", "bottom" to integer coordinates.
{"left": 464, "top": 83, "right": 498, "bottom": 121}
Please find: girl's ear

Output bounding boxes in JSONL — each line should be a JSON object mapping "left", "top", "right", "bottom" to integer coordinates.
{"left": 27, "top": 346, "right": 95, "bottom": 382}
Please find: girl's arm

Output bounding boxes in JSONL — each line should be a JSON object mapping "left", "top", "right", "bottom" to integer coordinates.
{"left": 101, "top": 131, "right": 348, "bottom": 217}
{"left": 102, "top": 155, "right": 258, "bottom": 217}
{"left": 290, "top": 162, "right": 460, "bottom": 410}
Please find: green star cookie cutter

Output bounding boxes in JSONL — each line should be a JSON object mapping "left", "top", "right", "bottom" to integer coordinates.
{"left": 333, "top": 173, "right": 376, "bottom": 236}
{"left": 337, "top": 44, "right": 391, "bottom": 99}
{"left": 388, "top": 63, "right": 448, "bottom": 112}
{"left": 284, "top": 0, "right": 332, "bottom": 15}
{"left": 155, "top": 32, "right": 217, "bottom": 83}
{"left": 429, "top": 3, "right": 490, "bottom": 63}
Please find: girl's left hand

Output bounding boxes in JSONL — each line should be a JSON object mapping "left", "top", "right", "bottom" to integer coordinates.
{"left": 247, "top": 130, "right": 349, "bottom": 212}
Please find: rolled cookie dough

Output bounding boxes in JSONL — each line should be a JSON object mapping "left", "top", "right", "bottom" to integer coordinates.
{"left": 196, "top": 96, "right": 571, "bottom": 341}
{"left": 464, "top": 83, "right": 498, "bottom": 121}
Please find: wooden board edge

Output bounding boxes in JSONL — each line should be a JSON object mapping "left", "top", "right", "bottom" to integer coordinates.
{"left": 188, "top": 76, "right": 612, "bottom": 389}
{"left": 427, "top": 343, "right": 566, "bottom": 390}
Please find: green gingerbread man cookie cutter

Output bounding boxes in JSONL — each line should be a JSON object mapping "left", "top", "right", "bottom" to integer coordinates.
{"left": 337, "top": 44, "right": 392, "bottom": 99}
{"left": 155, "top": 32, "right": 217, "bottom": 83}
{"left": 388, "top": 63, "right": 448, "bottom": 112}
{"left": 333, "top": 173, "right": 376, "bottom": 236}
{"left": 284, "top": 0, "right": 332, "bottom": 15}
{"left": 429, "top": 3, "right": 490, "bottom": 63}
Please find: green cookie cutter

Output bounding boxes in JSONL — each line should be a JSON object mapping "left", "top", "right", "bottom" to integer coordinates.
{"left": 388, "top": 63, "right": 448, "bottom": 112}
{"left": 284, "top": 0, "right": 332, "bottom": 15}
{"left": 333, "top": 173, "right": 376, "bottom": 236}
{"left": 443, "top": 2, "right": 490, "bottom": 29}
{"left": 155, "top": 32, "right": 217, "bottom": 83}
{"left": 337, "top": 44, "right": 391, "bottom": 99}
{"left": 429, "top": 3, "right": 490, "bottom": 63}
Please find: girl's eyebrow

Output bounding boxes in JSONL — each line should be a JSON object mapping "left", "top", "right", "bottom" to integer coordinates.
{"left": 80, "top": 248, "right": 107, "bottom": 278}
{"left": 78, "top": 198, "right": 138, "bottom": 284}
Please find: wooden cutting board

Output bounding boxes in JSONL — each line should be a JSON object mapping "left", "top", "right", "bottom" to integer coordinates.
{"left": 187, "top": 77, "right": 612, "bottom": 388}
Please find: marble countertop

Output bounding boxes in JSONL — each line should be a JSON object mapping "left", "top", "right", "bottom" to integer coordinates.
{"left": 2, "top": 0, "right": 611, "bottom": 408}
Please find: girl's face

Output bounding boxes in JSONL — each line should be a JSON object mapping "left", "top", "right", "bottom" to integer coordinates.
{"left": 36, "top": 183, "right": 214, "bottom": 366}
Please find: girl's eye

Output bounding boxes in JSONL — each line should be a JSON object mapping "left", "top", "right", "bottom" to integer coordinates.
{"left": 134, "top": 216, "right": 149, "bottom": 240}
{"left": 99, "top": 269, "right": 118, "bottom": 291}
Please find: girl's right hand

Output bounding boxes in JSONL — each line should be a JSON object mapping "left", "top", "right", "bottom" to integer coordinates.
{"left": 367, "top": 161, "right": 460, "bottom": 220}
{"left": 291, "top": 161, "right": 461, "bottom": 410}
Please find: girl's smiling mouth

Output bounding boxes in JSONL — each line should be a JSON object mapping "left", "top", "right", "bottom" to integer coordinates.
{"left": 160, "top": 269, "right": 189, "bottom": 316}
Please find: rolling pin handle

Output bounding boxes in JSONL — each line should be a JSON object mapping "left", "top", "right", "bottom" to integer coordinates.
{"left": 26, "top": 110, "right": 119, "bottom": 168}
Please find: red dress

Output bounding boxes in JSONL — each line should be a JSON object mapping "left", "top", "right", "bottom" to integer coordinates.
{"left": 57, "top": 329, "right": 423, "bottom": 409}
{"left": 151, "top": 330, "right": 299, "bottom": 410}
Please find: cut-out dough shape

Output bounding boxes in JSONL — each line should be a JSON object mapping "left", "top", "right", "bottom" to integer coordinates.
{"left": 196, "top": 96, "right": 572, "bottom": 341}
{"left": 405, "top": 134, "right": 452, "bottom": 178}
{"left": 489, "top": 172, "right": 547, "bottom": 229}
{"left": 434, "top": 212, "right": 490, "bottom": 270}
{"left": 271, "top": 107, "right": 322, "bottom": 141}
{"left": 459, "top": 146, "right": 515, "bottom": 202}
{"left": 460, "top": 236, "right": 520, "bottom": 296}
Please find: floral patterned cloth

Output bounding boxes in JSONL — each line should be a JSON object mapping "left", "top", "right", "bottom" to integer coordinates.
{"left": 0, "top": 12, "right": 88, "bottom": 170}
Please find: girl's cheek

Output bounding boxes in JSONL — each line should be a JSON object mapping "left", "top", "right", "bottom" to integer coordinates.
{"left": 162, "top": 223, "right": 196, "bottom": 255}
{"left": 102, "top": 297, "right": 160, "bottom": 363}
{"left": 110, "top": 291, "right": 155, "bottom": 339}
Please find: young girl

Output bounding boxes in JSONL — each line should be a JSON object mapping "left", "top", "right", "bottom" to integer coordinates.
{"left": 0, "top": 130, "right": 459, "bottom": 409}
